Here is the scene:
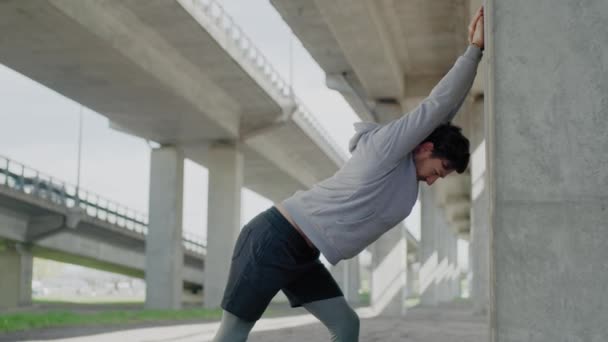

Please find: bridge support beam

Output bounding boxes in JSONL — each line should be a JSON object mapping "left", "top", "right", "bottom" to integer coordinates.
{"left": 145, "top": 147, "right": 184, "bottom": 309}
{"left": 204, "top": 143, "right": 243, "bottom": 309}
{"left": 370, "top": 224, "right": 407, "bottom": 316}
{"left": 0, "top": 241, "right": 32, "bottom": 308}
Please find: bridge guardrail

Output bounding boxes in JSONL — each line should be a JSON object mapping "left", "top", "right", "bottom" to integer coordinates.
{"left": 0, "top": 155, "right": 206, "bottom": 255}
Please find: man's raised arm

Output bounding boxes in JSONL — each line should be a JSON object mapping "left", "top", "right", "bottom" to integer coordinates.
{"left": 366, "top": 7, "right": 485, "bottom": 166}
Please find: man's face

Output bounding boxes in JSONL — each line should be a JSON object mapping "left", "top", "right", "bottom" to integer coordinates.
{"left": 414, "top": 142, "right": 453, "bottom": 186}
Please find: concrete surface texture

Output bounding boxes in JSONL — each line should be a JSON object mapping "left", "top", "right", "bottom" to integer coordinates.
{"left": 249, "top": 303, "right": 487, "bottom": 342}
{"left": 468, "top": 98, "right": 489, "bottom": 315}
{"left": 145, "top": 147, "right": 184, "bottom": 309}
{"left": 9, "top": 302, "right": 487, "bottom": 342}
{"left": 0, "top": 242, "right": 32, "bottom": 308}
{"left": 204, "top": 144, "right": 243, "bottom": 309}
{"left": 270, "top": 0, "right": 469, "bottom": 123}
{"left": 487, "top": 0, "right": 608, "bottom": 340}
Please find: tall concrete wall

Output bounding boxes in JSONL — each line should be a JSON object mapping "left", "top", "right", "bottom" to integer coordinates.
{"left": 145, "top": 147, "right": 184, "bottom": 309}
{"left": 487, "top": 0, "right": 608, "bottom": 340}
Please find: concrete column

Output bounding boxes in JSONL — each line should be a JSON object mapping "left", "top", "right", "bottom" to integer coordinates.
{"left": 371, "top": 223, "right": 407, "bottom": 316}
{"left": 331, "top": 256, "right": 361, "bottom": 305}
{"left": 470, "top": 186, "right": 489, "bottom": 314}
{"left": 419, "top": 185, "right": 438, "bottom": 306}
{"left": 204, "top": 143, "right": 243, "bottom": 309}
{"left": 0, "top": 241, "right": 32, "bottom": 308}
{"left": 406, "top": 262, "right": 418, "bottom": 300}
{"left": 436, "top": 207, "right": 451, "bottom": 302}
{"left": 487, "top": 1, "right": 608, "bottom": 340}
{"left": 445, "top": 230, "right": 454, "bottom": 300}
{"left": 469, "top": 96, "right": 489, "bottom": 315}
{"left": 449, "top": 232, "right": 460, "bottom": 299}
{"left": 145, "top": 147, "right": 184, "bottom": 309}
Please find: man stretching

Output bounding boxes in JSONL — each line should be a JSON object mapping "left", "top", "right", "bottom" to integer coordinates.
{"left": 213, "top": 7, "right": 485, "bottom": 342}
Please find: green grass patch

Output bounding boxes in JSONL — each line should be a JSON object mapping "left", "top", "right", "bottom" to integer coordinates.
{"left": 0, "top": 308, "right": 224, "bottom": 333}
{"left": 33, "top": 298, "right": 144, "bottom": 306}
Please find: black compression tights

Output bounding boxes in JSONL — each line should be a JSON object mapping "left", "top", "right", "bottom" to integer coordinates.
{"left": 212, "top": 296, "right": 360, "bottom": 342}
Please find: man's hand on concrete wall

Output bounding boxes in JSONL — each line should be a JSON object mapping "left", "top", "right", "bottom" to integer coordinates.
{"left": 468, "top": 6, "right": 485, "bottom": 50}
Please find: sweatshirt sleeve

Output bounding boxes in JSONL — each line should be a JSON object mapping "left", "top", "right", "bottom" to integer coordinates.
{"left": 366, "top": 45, "right": 482, "bottom": 166}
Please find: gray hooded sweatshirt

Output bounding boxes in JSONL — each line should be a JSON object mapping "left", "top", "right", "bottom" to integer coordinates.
{"left": 281, "top": 45, "right": 482, "bottom": 265}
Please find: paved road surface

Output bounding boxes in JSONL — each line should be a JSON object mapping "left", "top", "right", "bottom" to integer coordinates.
{"left": 8, "top": 302, "right": 488, "bottom": 342}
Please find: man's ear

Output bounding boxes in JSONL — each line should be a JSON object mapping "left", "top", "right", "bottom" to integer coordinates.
{"left": 420, "top": 142, "right": 434, "bottom": 153}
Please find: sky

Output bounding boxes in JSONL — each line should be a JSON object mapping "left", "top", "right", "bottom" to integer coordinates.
{"left": 0, "top": 0, "right": 441, "bottom": 269}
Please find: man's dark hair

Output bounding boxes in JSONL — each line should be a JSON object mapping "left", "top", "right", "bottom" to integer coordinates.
{"left": 421, "top": 122, "right": 470, "bottom": 173}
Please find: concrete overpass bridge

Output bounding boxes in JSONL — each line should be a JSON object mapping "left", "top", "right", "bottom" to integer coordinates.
{"left": 0, "top": 155, "right": 206, "bottom": 305}
{"left": 0, "top": 0, "right": 422, "bottom": 312}
{"left": 0, "top": 0, "right": 349, "bottom": 310}
{"left": 0, "top": 150, "right": 421, "bottom": 311}
{"left": 1, "top": 0, "right": 602, "bottom": 340}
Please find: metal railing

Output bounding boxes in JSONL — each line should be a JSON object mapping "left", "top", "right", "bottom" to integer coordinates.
{"left": 179, "top": 0, "right": 348, "bottom": 164}
{"left": 0, "top": 155, "right": 206, "bottom": 255}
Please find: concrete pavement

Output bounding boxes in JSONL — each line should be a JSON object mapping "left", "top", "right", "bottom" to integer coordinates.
{"left": 13, "top": 302, "right": 487, "bottom": 342}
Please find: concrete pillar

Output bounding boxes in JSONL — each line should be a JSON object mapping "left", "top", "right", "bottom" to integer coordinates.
{"left": 470, "top": 187, "right": 489, "bottom": 314}
{"left": 436, "top": 207, "right": 451, "bottom": 302}
{"left": 469, "top": 97, "right": 489, "bottom": 315}
{"left": 145, "top": 147, "right": 184, "bottom": 309}
{"left": 450, "top": 232, "right": 460, "bottom": 299}
{"left": 406, "top": 262, "right": 418, "bottom": 300}
{"left": 0, "top": 241, "right": 32, "bottom": 308}
{"left": 204, "top": 143, "right": 243, "bottom": 309}
{"left": 446, "top": 231, "right": 455, "bottom": 299}
{"left": 331, "top": 256, "right": 361, "bottom": 305}
{"left": 487, "top": 0, "right": 608, "bottom": 340}
{"left": 419, "top": 185, "right": 438, "bottom": 306}
{"left": 371, "top": 223, "right": 407, "bottom": 316}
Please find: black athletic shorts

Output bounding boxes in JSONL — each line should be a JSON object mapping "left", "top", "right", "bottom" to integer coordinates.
{"left": 220, "top": 206, "right": 343, "bottom": 322}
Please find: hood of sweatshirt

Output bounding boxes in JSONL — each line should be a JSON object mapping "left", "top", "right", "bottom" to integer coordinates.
{"left": 348, "top": 122, "right": 380, "bottom": 153}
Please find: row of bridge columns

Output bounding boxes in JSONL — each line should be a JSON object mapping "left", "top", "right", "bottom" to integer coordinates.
{"left": 419, "top": 186, "right": 463, "bottom": 307}
{"left": 145, "top": 143, "right": 246, "bottom": 310}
